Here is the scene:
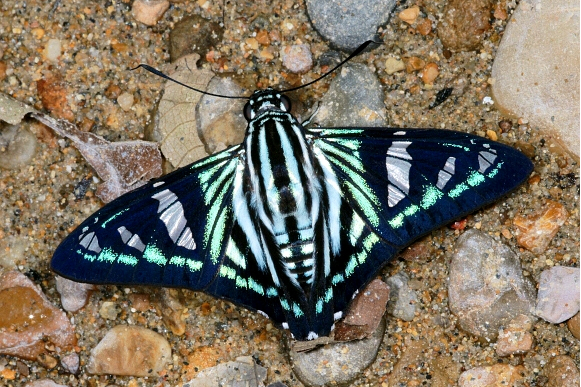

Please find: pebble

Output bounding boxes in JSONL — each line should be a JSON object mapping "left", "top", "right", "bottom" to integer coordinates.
{"left": 54, "top": 275, "right": 95, "bottom": 312}
{"left": 36, "top": 73, "right": 75, "bottom": 121}
{"left": 310, "top": 63, "right": 387, "bottom": 127}
{"left": 87, "top": 325, "right": 171, "bottom": 376}
{"left": 491, "top": 0, "right": 579, "bottom": 157}
{"left": 24, "top": 379, "right": 67, "bottom": 387}
{"left": 405, "top": 56, "right": 425, "bottom": 73}
{"left": 155, "top": 288, "right": 186, "bottom": 336}
{"left": 384, "top": 57, "right": 405, "bottom": 75}
{"left": 384, "top": 271, "right": 418, "bottom": 322}
{"left": 421, "top": 62, "right": 439, "bottom": 84}
{"left": 333, "top": 279, "right": 390, "bottom": 341}
{"left": 169, "top": 15, "right": 224, "bottom": 62}
{"left": 416, "top": 18, "right": 432, "bottom": 36}
{"left": 535, "top": 266, "right": 580, "bottom": 324}
{"left": 495, "top": 314, "right": 534, "bottom": 356}
{"left": 280, "top": 44, "right": 313, "bottom": 73}
{"left": 132, "top": 0, "right": 169, "bottom": 26}
{"left": 117, "top": 92, "right": 134, "bottom": 112}
{"left": 398, "top": 5, "right": 420, "bottom": 25}
{"left": 568, "top": 312, "right": 580, "bottom": 340}
{"left": 0, "top": 271, "right": 77, "bottom": 360}
{"left": 99, "top": 301, "right": 120, "bottom": 321}
{"left": 44, "top": 38, "right": 61, "bottom": 62}
{"left": 60, "top": 353, "right": 80, "bottom": 374}
{"left": 448, "top": 229, "right": 536, "bottom": 341}
{"left": 185, "top": 356, "right": 267, "bottom": 387}
{"left": 128, "top": 292, "right": 151, "bottom": 312}
{"left": 197, "top": 77, "right": 247, "bottom": 154}
{"left": 305, "top": 0, "right": 396, "bottom": 51}
{"left": 0, "top": 123, "right": 37, "bottom": 169}
{"left": 290, "top": 317, "right": 386, "bottom": 386}
{"left": 544, "top": 355, "right": 580, "bottom": 387}
{"left": 437, "top": 0, "right": 492, "bottom": 51}
{"left": 513, "top": 199, "right": 569, "bottom": 254}
{"left": 458, "top": 364, "right": 525, "bottom": 387}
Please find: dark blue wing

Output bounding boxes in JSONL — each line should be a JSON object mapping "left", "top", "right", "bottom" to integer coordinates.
{"left": 309, "top": 127, "right": 533, "bottom": 249}
{"left": 51, "top": 144, "right": 287, "bottom": 324}
{"left": 306, "top": 127, "right": 533, "bottom": 327}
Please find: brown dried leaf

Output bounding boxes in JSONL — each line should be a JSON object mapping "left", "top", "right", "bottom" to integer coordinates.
{"left": 32, "top": 112, "right": 162, "bottom": 203}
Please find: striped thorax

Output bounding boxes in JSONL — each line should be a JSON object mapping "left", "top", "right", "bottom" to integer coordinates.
{"left": 235, "top": 89, "right": 341, "bottom": 299}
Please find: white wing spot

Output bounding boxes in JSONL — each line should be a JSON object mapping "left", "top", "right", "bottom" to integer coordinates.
{"left": 152, "top": 189, "right": 196, "bottom": 251}
{"left": 436, "top": 156, "right": 456, "bottom": 190}
{"left": 478, "top": 148, "right": 497, "bottom": 173}
{"left": 79, "top": 231, "right": 101, "bottom": 253}
{"left": 128, "top": 234, "right": 146, "bottom": 252}
{"left": 386, "top": 141, "right": 412, "bottom": 207}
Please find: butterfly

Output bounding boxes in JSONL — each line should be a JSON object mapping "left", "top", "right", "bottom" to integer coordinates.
{"left": 51, "top": 39, "right": 533, "bottom": 340}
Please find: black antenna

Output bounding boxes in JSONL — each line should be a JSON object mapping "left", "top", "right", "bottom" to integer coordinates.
{"left": 131, "top": 63, "right": 248, "bottom": 100}
{"left": 132, "top": 40, "right": 378, "bottom": 99}
{"left": 279, "top": 40, "right": 377, "bottom": 93}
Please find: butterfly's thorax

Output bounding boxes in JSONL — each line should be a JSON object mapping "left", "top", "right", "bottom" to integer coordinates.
{"left": 244, "top": 105, "right": 321, "bottom": 290}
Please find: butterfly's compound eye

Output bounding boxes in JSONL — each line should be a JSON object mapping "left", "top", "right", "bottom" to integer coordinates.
{"left": 243, "top": 100, "right": 254, "bottom": 121}
{"left": 280, "top": 94, "right": 291, "bottom": 112}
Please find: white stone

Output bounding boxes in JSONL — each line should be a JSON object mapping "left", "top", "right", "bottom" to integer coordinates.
{"left": 117, "top": 92, "right": 134, "bottom": 112}
{"left": 491, "top": 0, "right": 580, "bottom": 157}
{"left": 535, "top": 266, "right": 580, "bottom": 324}
{"left": 44, "top": 39, "right": 61, "bottom": 62}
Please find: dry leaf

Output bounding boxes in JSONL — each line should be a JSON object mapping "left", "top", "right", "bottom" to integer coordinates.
{"left": 32, "top": 112, "right": 162, "bottom": 203}
{"left": 156, "top": 53, "right": 214, "bottom": 168}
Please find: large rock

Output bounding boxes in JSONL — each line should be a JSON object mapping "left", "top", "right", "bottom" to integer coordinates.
{"left": 491, "top": 0, "right": 580, "bottom": 157}
{"left": 448, "top": 230, "right": 536, "bottom": 341}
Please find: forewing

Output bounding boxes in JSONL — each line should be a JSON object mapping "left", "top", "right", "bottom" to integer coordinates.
{"left": 51, "top": 146, "right": 242, "bottom": 290}
{"left": 309, "top": 127, "right": 533, "bottom": 249}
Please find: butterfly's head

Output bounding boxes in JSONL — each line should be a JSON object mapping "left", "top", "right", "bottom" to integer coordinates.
{"left": 243, "top": 88, "right": 291, "bottom": 121}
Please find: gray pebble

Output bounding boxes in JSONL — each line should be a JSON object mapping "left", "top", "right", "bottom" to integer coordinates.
{"left": 60, "top": 353, "right": 80, "bottom": 374}
{"left": 281, "top": 44, "right": 313, "bottom": 73}
{"left": 535, "top": 266, "right": 580, "bottom": 324}
{"left": 306, "top": 0, "right": 396, "bottom": 51}
{"left": 448, "top": 229, "right": 536, "bottom": 341}
{"left": 198, "top": 77, "right": 247, "bottom": 154}
{"left": 385, "top": 271, "right": 419, "bottom": 322}
{"left": 309, "top": 63, "right": 387, "bottom": 127}
{"left": 55, "top": 275, "right": 95, "bottom": 312}
{"left": 290, "top": 317, "right": 386, "bottom": 386}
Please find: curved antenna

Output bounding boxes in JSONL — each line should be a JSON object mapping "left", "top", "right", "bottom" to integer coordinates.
{"left": 132, "top": 40, "right": 379, "bottom": 99}
{"left": 279, "top": 40, "right": 378, "bottom": 93}
{"left": 131, "top": 64, "right": 249, "bottom": 100}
